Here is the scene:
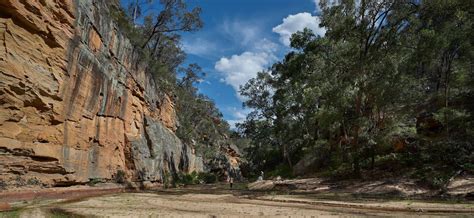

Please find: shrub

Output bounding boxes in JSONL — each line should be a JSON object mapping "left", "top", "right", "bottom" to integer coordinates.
{"left": 163, "top": 172, "right": 170, "bottom": 189}
{"left": 115, "top": 170, "right": 126, "bottom": 184}
{"left": 463, "top": 163, "right": 474, "bottom": 173}
{"left": 88, "top": 178, "right": 102, "bottom": 186}
{"left": 27, "top": 177, "right": 41, "bottom": 186}
{"left": 410, "top": 164, "right": 457, "bottom": 190}
{"left": 168, "top": 171, "right": 218, "bottom": 186}
{"left": 197, "top": 172, "right": 217, "bottom": 184}
{"left": 15, "top": 175, "right": 26, "bottom": 187}
{"left": 267, "top": 164, "right": 294, "bottom": 179}
{"left": 176, "top": 172, "right": 195, "bottom": 185}
{"left": 318, "top": 164, "right": 353, "bottom": 181}
{"left": 0, "top": 179, "right": 6, "bottom": 190}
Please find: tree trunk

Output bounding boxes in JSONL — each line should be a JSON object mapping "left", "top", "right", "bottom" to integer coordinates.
{"left": 283, "top": 143, "right": 293, "bottom": 169}
{"left": 371, "top": 144, "right": 375, "bottom": 170}
{"left": 353, "top": 92, "right": 362, "bottom": 177}
{"left": 444, "top": 57, "right": 452, "bottom": 138}
{"left": 353, "top": 154, "right": 360, "bottom": 177}
{"left": 132, "top": 0, "right": 139, "bottom": 25}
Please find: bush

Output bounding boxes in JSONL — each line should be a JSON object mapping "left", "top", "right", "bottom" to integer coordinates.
{"left": 410, "top": 164, "right": 458, "bottom": 189}
{"left": 172, "top": 171, "right": 217, "bottom": 186}
{"left": 115, "top": 170, "right": 126, "bottom": 184}
{"left": 176, "top": 172, "right": 196, "bottom": 185}
{"left": 317, "top": 164, "right": 354, "bottom": 181}
{"left": 15, "top": 175, "right": 26, "bottom": 187}
{"left": 197, "top": 172, "right": 217, "bottom": 184}
{"left": 88, "top": 178, "right": 103, "bottom": 186}
{"left": 267, "top": 164, "right": 294, "bottom": 179}
{"left": 0, "top": 180, "right": 6, "bottom": 190}
{"left": 163, "top": 172, "right": 171, "bottom": 189}
{"left": 27, "top": 177, "right": 41, "bottom": 186}
{"left": 463, "top": 163, "right": 474, "bottom": 173}
{"left": 398, "top": 138, "right": 473, "bottom": 189}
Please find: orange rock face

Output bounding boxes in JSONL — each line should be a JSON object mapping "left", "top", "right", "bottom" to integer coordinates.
{"left": 159, "top": 95, "right": 178, "bottom": 132}
{"left": 0, "top": 0, "right": 202, "bottom": 188}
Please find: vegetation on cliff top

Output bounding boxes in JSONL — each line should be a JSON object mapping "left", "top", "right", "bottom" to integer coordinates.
{"left": 110, "top": 0, "right": 239, "bottom": 161}
{"left": 238, "top": 0, "right": 473, "bottom": 187}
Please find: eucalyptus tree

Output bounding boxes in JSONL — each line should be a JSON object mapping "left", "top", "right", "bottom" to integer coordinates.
{"left": 240, "top": 0, "right": 473, "bottom": 179}
{"left": 405, "top": 0, "right": 474, "bottom": 173}
{"left": 316, "top": 0, "right": 420, "bottom": 175}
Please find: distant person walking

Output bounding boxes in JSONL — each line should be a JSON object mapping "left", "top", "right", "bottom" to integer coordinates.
{"left": 258, "top": 171, "right": 264, "bottom": 181}
{"left": 228, "top": 175, "right": 234, "bottom": 189}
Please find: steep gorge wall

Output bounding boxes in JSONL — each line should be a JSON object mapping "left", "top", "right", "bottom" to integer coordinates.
{"left": 0, "top": 0, "right": 202, "bottom": 188}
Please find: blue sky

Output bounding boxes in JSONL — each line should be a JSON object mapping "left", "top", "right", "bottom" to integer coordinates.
{"left": 121, "top": 0, "right": 326, "bottom": 128}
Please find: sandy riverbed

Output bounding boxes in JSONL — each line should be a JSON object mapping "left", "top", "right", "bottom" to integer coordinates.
{"left": 52, "top": 191, "right": 473, "bottom": 217}
{"left": 1, "top": 184, "right": 473, "bottom": 217}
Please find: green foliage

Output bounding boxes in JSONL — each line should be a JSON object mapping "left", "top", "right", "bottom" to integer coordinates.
{"left": 197, "top": 172, "right": 217, "bottom": 184}
{"left": 318, "top": 164, "right": 354, "bottom": 181}
{"left": 27, "top": 178, "right": 41, "bottom": 186}
{"left": 87, "top": 178, "right": 103, "bottom": 186}
{"left": 462, "top": 163, "right": 474, "bottom": 173}
{"left": 109, "top": 6, "right": 144, "bottom": 47}
{"left": 14, "top": 176, "right": 26, "bottom": 187}
{"left": 239, "top": 0, "right": 473, "bottom": 186}
{"left": 115, "top": 170, "right": 126, "bottom": 184}
{"left": 172, "top": 171, "right": 217, "bottom": 186}
{"left": 175, "top": 64, "right": 235, "bottom": 158}
{"left": 0, "top": 208, "right": 78, "bottom": 218}
{"left": 0, "top": 210, "right": 21, "bottom": 218}
{"left": 0, "top": 180, "right": 6, "bottom": 190}
{"left": 267, "top": 164, "right": 294, "bottom": 179}
{"left": 176, "top": 172, "right": 195, "bottom": 185}
{"left": 111, "top": 0, "right": 239, "bottom": 164}
{"left": 47, "top": 208, "right": 85, "bottom": 218}
{"left": 412, "top": 166, "right": 456, "bottom": 189}
{"left": 163, "top": 171, "right": 171, "bottom": 188}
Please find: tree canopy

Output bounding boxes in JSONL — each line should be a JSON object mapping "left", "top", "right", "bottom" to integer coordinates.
{"left": 239, "top": 0, "right": 473, "bottom": 185}
{"left": 112, "top": 0, "right": 236, "bottom": 162}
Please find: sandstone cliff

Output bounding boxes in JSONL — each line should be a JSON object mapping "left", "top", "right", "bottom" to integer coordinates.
{"left": 0, "top": 0, "right": 203, "bottom": 188}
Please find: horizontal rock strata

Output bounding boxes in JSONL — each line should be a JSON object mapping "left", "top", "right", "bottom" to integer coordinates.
{"left": 0, "top": 0, "right": 202, "bottom": 188}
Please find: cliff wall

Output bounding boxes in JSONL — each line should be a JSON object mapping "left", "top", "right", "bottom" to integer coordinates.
{"left": 0, "top": 0, "right": 202, "bottom": 188}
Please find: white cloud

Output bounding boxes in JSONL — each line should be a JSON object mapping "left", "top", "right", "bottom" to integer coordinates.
{"left": 182, "top": 38, "right": 216, "bottom": 57}
{"left": 225, "top": 107, "right": 251, "bottom": 129}
{"left": 226, "top": 120, "right": 239, "bottom": 130}
{"left": 215, "top": 19, "right": 281, "bottom": 103}
{"left": 212, "top": 19, "right": 281, "bottom": 105}
{"left": 313, "top": 0, "right": 320, "bottom": 12}
{"left": 221, "top": 19, "right": 262, "bottom": 47}
{"left": 254, "top": 38, "right": 279, "bottom": 53}
{"left": 215, "top": 51, "right": 275, "bottom": 101}
{"left": 272, "top": 12, "right": 326, "bottom": 46}
{"left": 231, "top": 108, "right": 248, "bottom": 120}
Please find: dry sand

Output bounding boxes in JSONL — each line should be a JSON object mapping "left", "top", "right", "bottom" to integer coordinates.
{"left": 53, "top": 191, "right": 473, "bottom": 217}
{"left": 2, "top": 182, "right": 473, "bottom": 217}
